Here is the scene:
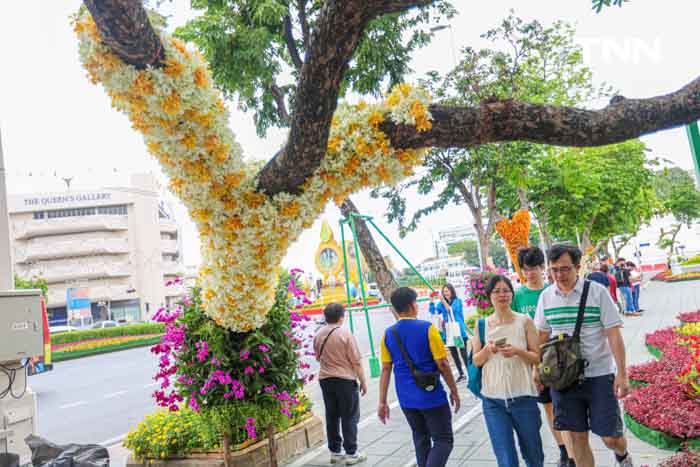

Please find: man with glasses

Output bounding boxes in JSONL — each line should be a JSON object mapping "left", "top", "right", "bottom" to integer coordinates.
{"left": 513, "top": 247, "right": 573, "bottom": 467}
{"left": 534, "top": 244, "right": 633, "bottom": 467}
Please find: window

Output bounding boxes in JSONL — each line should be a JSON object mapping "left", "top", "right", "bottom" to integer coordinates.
{"left": 33, "top": 211, "right": 45, "bottom": 220}
{"left": 97, "top": 205, "right": 127, "bottom": 216}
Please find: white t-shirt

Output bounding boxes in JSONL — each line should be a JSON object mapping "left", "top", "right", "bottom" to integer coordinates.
{"left": 534, "top": 279, "right": 622, "bottom": 378}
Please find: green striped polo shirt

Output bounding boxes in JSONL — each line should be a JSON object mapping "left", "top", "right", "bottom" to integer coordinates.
{"left": 534, "top": 278, "right": 622, "bottom": 378}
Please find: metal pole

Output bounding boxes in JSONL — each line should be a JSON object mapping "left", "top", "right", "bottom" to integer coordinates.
{"left": 686, "top": 122, "right": 700, "bottom": 186}
{"left": 0, "top": 128, "right": 14, "bottom": 290}
{"left": 338, "top": 220, "right": 354, "bottom": 333}
{"left": 366, "top": 218, "right": 435, "bottom": 292}
{"left": 348, "top": 215, "right": 380, "bottom": 378}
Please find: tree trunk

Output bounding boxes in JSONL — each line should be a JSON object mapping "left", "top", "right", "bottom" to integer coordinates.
{"left": 222, "top": 434, "right": 232, "bottom": 467}
{"left": 669, "top": 224, "right": 683, "bottom": 257}
{"left": 478, "top": 230, "right": 491, "bottom": 270}
{"left": 267, "top": 424, "right": 279, "bottom": 467}
{"left": 340, "top": 198, "right": 399, "bottom": 320}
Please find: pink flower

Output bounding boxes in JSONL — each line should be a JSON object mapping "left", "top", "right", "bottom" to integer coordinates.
{"left": 245, "top": 418, "right": 257, "bottom": 439}
{"left": 258, "top": 344, "right": 270, "bottom": 353}
{"left": 244, "top": 366, "right": 254, "bottom": 375}
{"left": 195, "top": 341, "right": 209, "bottom": 362}
{"left": 258, "top": 366, "right": 266, "bottom": 374}
{"left": 264, "top": 385, "right": 276, "bottom": 393}
{"left": 240, "top": 349, "right": 250, "bottom": 361}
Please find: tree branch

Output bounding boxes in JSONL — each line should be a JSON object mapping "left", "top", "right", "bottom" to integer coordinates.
{"left": 382, "top": 76, "right": 700, "bottom": 149}
{"left": 296, "top": 0, "right": 310, "bottom": 51}
{"left": 269, "top": 83, "right": 291, "bottom": 125}
{"left": 83, "top": 0, "right": 164, "bottom": 69}
{"left": 256, "top": 0, "right": 434, "bottom": 196}
{"left": 283, "top": 15, "right": 303, "bottom": 71}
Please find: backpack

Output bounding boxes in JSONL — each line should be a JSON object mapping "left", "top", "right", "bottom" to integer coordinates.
{"left": 539, "top": 280, "right": 591, "bottom": 391}
{"left": 466, "top": 319, "right": 485, "bottom": 399}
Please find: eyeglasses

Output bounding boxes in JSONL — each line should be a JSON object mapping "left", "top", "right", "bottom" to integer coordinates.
{"left": 550, "top": 266, "right": 574, "bottom": 274}
{"left": 491, "top": 289, "right": 512, "bottom": 295}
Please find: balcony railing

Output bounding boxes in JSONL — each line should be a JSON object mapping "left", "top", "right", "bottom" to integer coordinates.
{"left": 14, "top": 237, "right": 130, "bottom": 263}
{"left": 17, "top": 258, "right": 131, "bottom": 284}
{"left": 160, "top": 239, "right": 179, "bottom": 255}
{"left": 13, "top": 216, "right": 129, "bottom": 240}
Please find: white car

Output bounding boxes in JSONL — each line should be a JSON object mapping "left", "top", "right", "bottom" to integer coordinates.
{"left": 92, "top": 320, "right": 119, "bottom": 329}
{"left": 367, "top": 283, "right": 380, "bottom": 298}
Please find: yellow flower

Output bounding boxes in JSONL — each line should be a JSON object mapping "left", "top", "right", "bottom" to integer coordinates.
{"left": 194, "top": 67, "right": 209, "bottom": 88}
{"left": 164, "top": 58, "right": 184, "bottom": 77}
{"left": 161, "top": 90, "right": 181, "bottom": 116}
{"left": 368, "top": 111, "right": 384, "bottom": 127}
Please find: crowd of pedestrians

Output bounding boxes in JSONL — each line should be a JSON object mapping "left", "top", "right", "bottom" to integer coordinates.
{"left": 313, "top": 244, "right": 635, "bottom": 467}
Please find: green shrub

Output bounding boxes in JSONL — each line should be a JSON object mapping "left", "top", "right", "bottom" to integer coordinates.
{"left": 51, "top": 323, "right": 165, "bottom": 344}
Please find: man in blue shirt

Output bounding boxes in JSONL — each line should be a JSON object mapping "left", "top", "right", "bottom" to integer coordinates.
{"left": 378, "top": 287, "right": 460, "bottom": 467}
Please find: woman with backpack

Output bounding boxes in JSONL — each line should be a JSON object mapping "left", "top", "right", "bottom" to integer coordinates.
{"left": 472, "top": 275, "right": 544, "bottom": 467}
{"left": 429, "top": 283, "right": 468, "bottom": 382}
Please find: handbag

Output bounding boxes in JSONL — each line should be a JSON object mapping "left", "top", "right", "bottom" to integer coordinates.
{"left": 467, "top": 318, "right": 485, "bottom": 398}
{"left": 444, "top": 307, "right": 465, "bottom": 349}
{"left": 390, "top": 327, "right": 440, "bottom": 392}
{"left": 539, "top": 280, "right": 591, "bottom": 391}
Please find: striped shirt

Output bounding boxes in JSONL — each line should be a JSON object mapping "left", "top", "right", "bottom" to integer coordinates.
{"left": 534, "top": 278, "right": 622, "bottom": 378}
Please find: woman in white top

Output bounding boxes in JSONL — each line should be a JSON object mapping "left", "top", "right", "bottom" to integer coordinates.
{"left": 472, "top": 275, "right": 544, "bottom": 467}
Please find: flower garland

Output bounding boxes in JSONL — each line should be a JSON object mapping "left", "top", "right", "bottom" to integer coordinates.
{"left": 495, "top": 209, "right": 531, "bottom": 283}
{"left": 74, "top": 11, "right": 431, "bottom": 332}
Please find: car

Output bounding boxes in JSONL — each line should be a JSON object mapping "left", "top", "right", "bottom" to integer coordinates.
{"left": 367, "top": 283, "right": 380, "bottom": 298}
{"left": 92, "top": 320, "right": 119, "bottom": 329}
{"left": 49, "top": 325, "right": 78, "bottom": 334}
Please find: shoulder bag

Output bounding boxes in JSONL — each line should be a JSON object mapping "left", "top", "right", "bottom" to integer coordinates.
{"left": 390, "top": 326, "right": 440, "bottom": 392}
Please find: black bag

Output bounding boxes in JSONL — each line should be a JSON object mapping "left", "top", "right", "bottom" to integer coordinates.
{"left": 390, "top": 327, "right": 440, "bottom": 392}
{"left": 25, "top": 435, "right": 109, "bottom": 467}
{"left": 539, "top": 280, "right": 591, "bottom": 392}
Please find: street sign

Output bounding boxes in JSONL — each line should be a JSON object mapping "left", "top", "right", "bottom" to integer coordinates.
{"left": 639, "top": 242, "right": 650, "bottom": 247}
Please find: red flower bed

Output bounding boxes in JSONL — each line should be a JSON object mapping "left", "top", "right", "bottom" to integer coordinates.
{"left": 658, "top": 451, "right": 700, "bottom": 467}
{"left": 625, "top": 379, "right": 700, "bottom": 439}
{"left": 627, "top": 326, "right": 700, "bottom": 444}
{"left": 679, "top": 311, "right": 700, "bottom": 323}
{"left": 645, "top": 327, "right": 685, "bottom": 354}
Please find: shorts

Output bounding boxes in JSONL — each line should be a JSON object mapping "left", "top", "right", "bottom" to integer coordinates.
{"left": 551, "top": 374, "right": 623, "bottom": 437}
{"left": 537, "top": 387, "right": 552, "bottom": 404}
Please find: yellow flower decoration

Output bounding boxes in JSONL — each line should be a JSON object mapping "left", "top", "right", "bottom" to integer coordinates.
{"left": 74, "top": 11, "right": 432, "bottom": 332}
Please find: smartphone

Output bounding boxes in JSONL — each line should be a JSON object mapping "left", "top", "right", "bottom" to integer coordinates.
{"left": 495, "top": 337, "right": 507, "bottom": 347}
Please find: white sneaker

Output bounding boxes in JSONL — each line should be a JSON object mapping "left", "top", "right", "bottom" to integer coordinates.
{"left": 330, "top": 453, "right": 345, "bottom": 464}
{"left": 345, "top": 452, "right": 367, "bottom": 465}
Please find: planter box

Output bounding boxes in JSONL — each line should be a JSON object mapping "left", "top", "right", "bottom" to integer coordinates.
{"left": 126, "top": 415, "right": 324, "bottom": 467}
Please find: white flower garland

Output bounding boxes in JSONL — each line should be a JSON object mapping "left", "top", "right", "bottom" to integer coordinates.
{"left": 74, "top": 12, "right": 432, "bottom": 332}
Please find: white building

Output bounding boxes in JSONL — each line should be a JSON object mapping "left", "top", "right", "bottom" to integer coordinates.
{"left": 7, "top": 173, "right": 186, "bottom": 325}
{"left": 619, "top": 216, "right": 700, "bottom": 267}
{"left": 416, "top": 254, "right": 476, "bottom": 285}
{"left": 433, "top": 224, "right": 477, "bottom": 258}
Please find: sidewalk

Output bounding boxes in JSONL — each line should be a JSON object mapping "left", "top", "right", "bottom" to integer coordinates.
{"left": 110, "top": 279, "right": 699, "bottom": 467}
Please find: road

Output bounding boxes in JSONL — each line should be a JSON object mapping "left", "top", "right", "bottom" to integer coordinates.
{"left": 28, "top": 306, "right": 415, "bottom": 446}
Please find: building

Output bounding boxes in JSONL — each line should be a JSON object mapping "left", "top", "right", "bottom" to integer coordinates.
{"left": 432, "top": 224, "right": 477, "bottom": 259}
{"left": 416, "top": 254, "right": 476, "bottom": 287}
{"left": 7, "top": 173, "right": 186, "bottom": 325}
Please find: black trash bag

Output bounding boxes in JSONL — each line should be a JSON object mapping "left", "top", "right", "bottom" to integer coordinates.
{"left": 0, "top": 453, "right": 20, "bottom": 467}
{"left": 25, "top": 435, "right": 109, "bottom": 467}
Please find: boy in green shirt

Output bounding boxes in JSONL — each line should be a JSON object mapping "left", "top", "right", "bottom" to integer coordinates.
{"left": 514, "top": 247, "right": 575, "bottom": 467}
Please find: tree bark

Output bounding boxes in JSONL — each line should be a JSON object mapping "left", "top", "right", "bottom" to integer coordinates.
{"left": 267, "top": 424, "right": 278, "bottom": 467}
{"left": 340, "top": 198, "right": 399, "bottom": 320}
{"left": 222, "top": 433, "right": 231, "bottom": 467}
{"left": 83, "top": 0, "right": 164, "bottom": 69}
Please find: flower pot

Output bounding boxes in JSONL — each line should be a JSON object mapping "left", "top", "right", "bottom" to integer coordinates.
{"left": 126, "top": 415, "right": 324, "bottom": 467}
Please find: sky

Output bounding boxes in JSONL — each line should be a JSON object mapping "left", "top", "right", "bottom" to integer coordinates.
{"left": 1, "top": 1, "right": 699, "bottom": 276}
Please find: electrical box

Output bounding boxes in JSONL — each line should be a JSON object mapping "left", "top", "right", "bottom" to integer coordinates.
{"left": 0, "top": 290, "right": 43, "bottom": 362}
